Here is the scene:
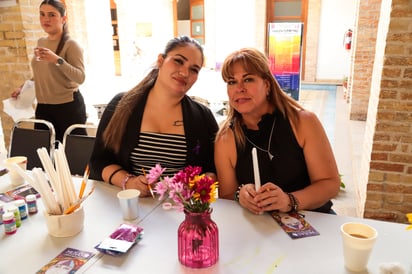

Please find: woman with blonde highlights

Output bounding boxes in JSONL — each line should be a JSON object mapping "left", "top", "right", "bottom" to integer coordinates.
{"left": 215, "top": 48, "right": 340, "bottom": 214}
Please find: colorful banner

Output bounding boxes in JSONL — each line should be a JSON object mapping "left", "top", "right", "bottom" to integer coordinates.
{"left": 268, "top": 22, "right": 303, "bottom": 100}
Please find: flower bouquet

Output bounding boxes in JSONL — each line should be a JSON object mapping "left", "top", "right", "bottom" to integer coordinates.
{"left": 147, "top": 164, "right": 218, "bottom": 213}
{"left": 146, "top": 164, "right": 219, "bottom": 268}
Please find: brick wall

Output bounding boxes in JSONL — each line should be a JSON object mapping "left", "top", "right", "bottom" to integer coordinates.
{"left": 304, "top": 0, "right": 321, "bottom": 82}
{"left": 0, "top": 1, "right": 38, "bottom": 149}
{"left": 360, "top": 0, "right": 412, "bottom": 223}
{"left": 349, "top": 0, "right": 382, "bottom": 121}
{"left": 0, "top": 1, "right": 86, "bottom": 149}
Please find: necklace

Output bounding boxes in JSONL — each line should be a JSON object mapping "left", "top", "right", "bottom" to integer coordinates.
{"left": 245, "top": 117, "right": 276, "bottom": 160}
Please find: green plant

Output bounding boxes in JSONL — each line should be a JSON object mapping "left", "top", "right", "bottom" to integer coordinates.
{"left": 342, "top": 76, "right": 348, "bottom": 88}
{"left": 339, "top": 174, "right": 346, "bottom": 189}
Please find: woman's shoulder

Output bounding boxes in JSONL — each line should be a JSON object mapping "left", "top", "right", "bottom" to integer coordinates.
{"left": 215, "top": 123, "right": 234, "bottom": 143}
{"left": 63, "top": 38, "right": 84, "bottom": 52}
{"left": 65, "top": 38, "right": 82, "bottom": 46}
{"left": 109, "top": 92, "right": 126, "bottom": 104}
{"left": 296, "top": 109, "right": 321, "bottom": 125}
{"left": 184, "top": 96, "right": 216, "bottom": 117}
{"left": 293, "top": 109, "right": 324, "bottom": 143}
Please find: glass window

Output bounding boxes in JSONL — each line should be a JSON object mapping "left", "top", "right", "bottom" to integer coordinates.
{"left": 274, "top": 1, "right": 301, "bottom": 17}
{"left": 191, "top": 5, "right": 203, "bottom": 20}
{"left": 191, "top": 22, "right": 204, "bottom": 36}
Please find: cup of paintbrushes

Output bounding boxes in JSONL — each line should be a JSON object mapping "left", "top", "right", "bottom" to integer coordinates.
{"left": 44, "top": 206, "right": 85, "bottom": 237}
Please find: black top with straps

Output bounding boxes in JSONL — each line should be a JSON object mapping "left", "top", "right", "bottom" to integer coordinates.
{"left": 235, "top": 111, "right": 333, "bottom": 213}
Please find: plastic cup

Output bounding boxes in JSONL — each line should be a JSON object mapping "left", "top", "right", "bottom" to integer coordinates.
{"left": 117, "top": 189, "right": 140, "bottom": 220}
{"left": 4, "top": 156, "right": 27, "bottom": 187}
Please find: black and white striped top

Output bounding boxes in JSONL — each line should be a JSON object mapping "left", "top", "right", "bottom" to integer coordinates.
{"left": 130, "top": 132, "right": 187, "bottom": 177}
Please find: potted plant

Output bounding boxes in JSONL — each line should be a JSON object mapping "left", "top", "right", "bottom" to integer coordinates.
{"left": 342, "top": 76, "right": 348, "bottom": 89}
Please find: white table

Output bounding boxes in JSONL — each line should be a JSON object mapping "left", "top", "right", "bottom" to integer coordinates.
{"left": 1, "top": 176, "right": 411, "bottom": 274}
{"left": 0, "top": 177, "right": 161, "bottom": 273}
{"left": 86, "top": 199, "right": 412, "bottom": 274}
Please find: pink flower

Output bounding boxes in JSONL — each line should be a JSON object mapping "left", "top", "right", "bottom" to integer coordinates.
{"left": 147, "top": 163, "right": 166, "bottom": 185}
{"left": 148, "top": 164, "right": 218, "bottom": 213}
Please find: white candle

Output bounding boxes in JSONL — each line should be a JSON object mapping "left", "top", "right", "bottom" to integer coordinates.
{"left": 252, "top": 147, "right": 261, "bottom": 191}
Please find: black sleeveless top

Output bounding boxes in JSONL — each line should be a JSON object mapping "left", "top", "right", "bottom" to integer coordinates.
{"left": 235, "top": 111, "right": 332, "bottom": 213}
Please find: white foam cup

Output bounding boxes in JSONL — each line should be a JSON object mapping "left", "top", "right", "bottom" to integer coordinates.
{"left": 341, "top": 222, "right": 378, "bottom": 272}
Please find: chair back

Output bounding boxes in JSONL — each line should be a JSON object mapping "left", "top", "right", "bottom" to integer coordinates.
{"left": 62, "top": 124, "right": 97, "bottom": 177}
{"left": 9, "top": 118, "right": 56, "bottom": 170}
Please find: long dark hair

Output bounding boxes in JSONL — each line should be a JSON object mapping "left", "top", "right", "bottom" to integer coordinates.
{"left": 103, "top": 36, "right": 204, "bottom": 153}
{"left": 40, "top": 0, "right": 69, "bottom": 55}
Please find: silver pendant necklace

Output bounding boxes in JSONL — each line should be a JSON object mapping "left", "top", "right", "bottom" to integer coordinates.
{"left": 245, "top": 117, "right": 276, "bottom": 160}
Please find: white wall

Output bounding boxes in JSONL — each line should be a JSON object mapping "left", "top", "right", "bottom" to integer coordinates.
{"left": 213, "top": 0, "right": 256, "bottom": 65}
{"left": 177, "top": 20, "right": 191, "bottom": 36}
{"left": 316, "top": 0, "right": 357, "bottom": 81}
{"left": 116, "top": 0, "right": 174, "bottom": 82}
{"left": 82, "top": 0, "right": 115, "bottom": 117}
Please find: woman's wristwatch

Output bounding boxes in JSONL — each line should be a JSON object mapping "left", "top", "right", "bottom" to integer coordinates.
{"left": 56, "top": 57, "right": 64, "bottom": 66}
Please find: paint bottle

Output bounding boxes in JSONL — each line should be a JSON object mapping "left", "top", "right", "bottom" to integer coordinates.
{"left": 3, "top": 212, "right": 17, "bottom": 235}
{"left": 15, "top": 199, "right": 28, "bottom": 220}
{"left": 7, "top": 205, "right": 21, "bottom": 228}
{"left": 0, "top": 204, "right": 4, "bottom": 225}
{"left": 26, "top": 194, "right": 38, "bottom": 214}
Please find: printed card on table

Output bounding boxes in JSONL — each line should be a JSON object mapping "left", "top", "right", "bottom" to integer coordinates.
{"left": 36, "top": 247, "right": 96, "bottom": 274}
{"left": 5, "top": 184, "right": 40, "bottom": 200}
{"left": 270, "top": 211, "right": 320, "bottom": 239}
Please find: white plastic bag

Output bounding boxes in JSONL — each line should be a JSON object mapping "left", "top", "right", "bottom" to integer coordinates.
{"left": 15, "top": 80, "right": 36, "bottom": 109}
{"left": 2, "top": 80, "right": 36, "bottom": 122}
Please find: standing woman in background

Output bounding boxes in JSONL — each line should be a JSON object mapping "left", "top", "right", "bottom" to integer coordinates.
{"left": 11, "top": 0, "right": 86, "bottom": 141}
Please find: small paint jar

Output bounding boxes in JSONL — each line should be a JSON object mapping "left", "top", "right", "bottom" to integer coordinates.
{"left": 0, "top": 204, "right": 4, "bottom": 225}
{"left": 7, "top": 205, "right": 21, "bottom": 228}
{"left": 26, "top": 194, "right": 38, "bottom": 214}
{"left": 15, "top": 199, "right": 28, "bottom": 220}
{"left": 3, "top": 212, "right": 17, "bottom": 235}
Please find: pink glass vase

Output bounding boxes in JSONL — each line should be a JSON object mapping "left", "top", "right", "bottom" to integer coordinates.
{"left": 178, "top": 209, "right": 219, "bottom": 268}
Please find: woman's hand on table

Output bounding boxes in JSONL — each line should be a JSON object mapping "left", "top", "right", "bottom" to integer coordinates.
{"left": 239, "top": 182, "right": 291, "bottom": 214}
{"left": 254, "top": 182, "right": 291, "bottom": 213}
{"left": 125, "top": 175, "right": 151, "bottom": 197}
{"left": 238, "top": 183, "right": 262, "bottom": 214}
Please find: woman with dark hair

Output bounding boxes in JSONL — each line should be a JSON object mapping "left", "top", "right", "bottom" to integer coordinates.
{"left": 11, "top": 0, "right": 86, "bottom": 141}
{"left": 90, "top": 36, "right": 218, "bottom": 196}
{"left": 215, "top": 48, "right": 340, "bottom": 214}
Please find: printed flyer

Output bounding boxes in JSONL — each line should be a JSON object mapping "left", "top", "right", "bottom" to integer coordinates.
{"left": 271, "top": 211, "right": 320, "bottom": 239}
{"left": 36, "top": 247, "right": 96, "bottom": 274}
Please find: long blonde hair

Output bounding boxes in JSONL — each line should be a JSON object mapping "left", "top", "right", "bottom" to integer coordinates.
{"left": 217, "top": 48, "right": 304, "bottom": 149}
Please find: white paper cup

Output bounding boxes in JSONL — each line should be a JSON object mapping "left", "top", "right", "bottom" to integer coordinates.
{"left": 4, "top": 156, "right": 27, "bottom": 187}
{"left": 44, "top": 207, "right": 84, "bottom": 237}
{"left": 117, "top": 189, "right": 140, "bottom": 220}
{"left": 341, "top": 222, "right": 378, "bottom": 272}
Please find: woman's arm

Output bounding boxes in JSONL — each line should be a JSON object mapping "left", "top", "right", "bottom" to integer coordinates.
{"left": 292, "top": 110, "right": 340, "bottom": 210}
{"left": 89, "top": 94, "right": 124, "bottom": 181}
{"left": 58, "top": 39, "right": 85, "bottom": 84}
{"left": 215, "top": 129, "right": 262, "bottom": 213}
{"left": 214, "top": 130, "right": 238, "bottom": 199}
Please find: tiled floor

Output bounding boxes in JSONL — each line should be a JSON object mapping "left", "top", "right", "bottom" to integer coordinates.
{"left": 83, "top": 70, "right": 365, "bottom": 217}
